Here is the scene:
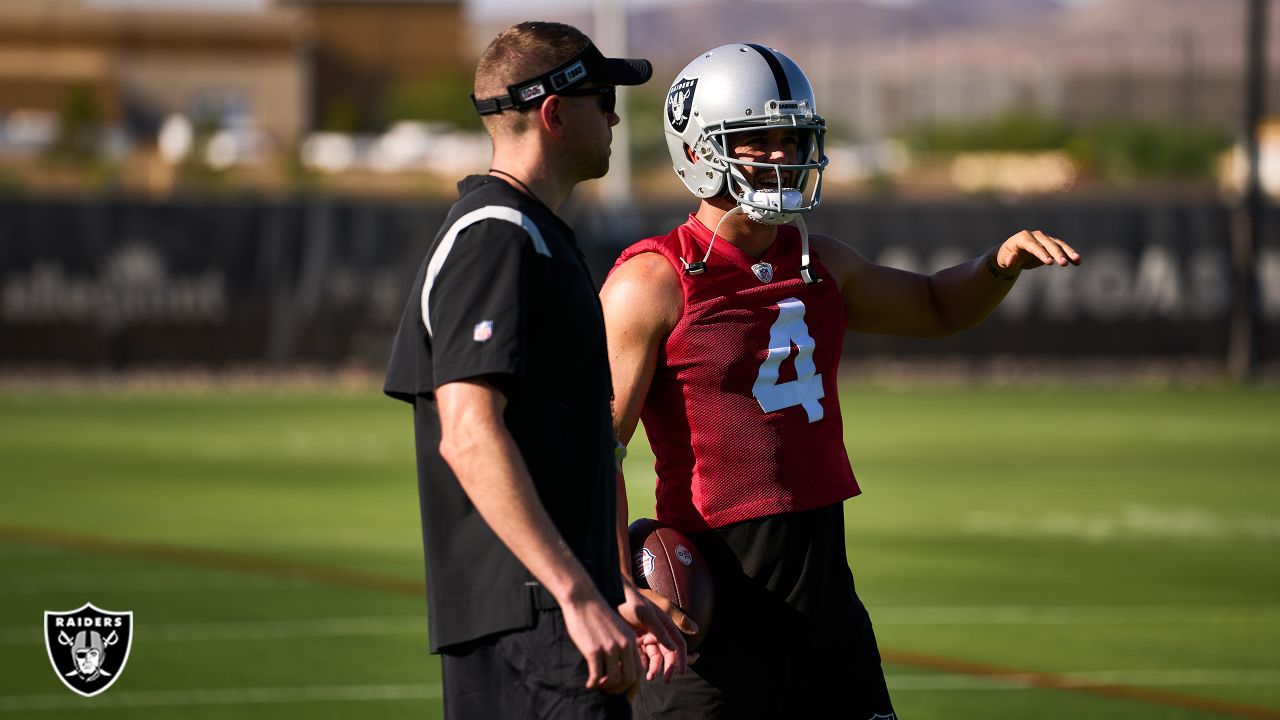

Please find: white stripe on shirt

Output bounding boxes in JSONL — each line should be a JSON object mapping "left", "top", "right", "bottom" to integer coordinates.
{"left": 421, "top": 205, "right": 550, "bottom": 337}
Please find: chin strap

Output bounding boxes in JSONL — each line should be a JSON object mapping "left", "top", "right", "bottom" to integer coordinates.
{"left": 680, "top": 206, "right": 742, "bottom": 276}
{"left": 795, "top": 215, "right": 819, "bottom": 284}
{"left": 681, "top": 207, "right": 820, "bottom": 284}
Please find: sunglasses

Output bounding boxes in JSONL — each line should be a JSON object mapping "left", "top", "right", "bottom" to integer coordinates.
{"left": 558, "top": 85, "right": 617, "bottom": 115}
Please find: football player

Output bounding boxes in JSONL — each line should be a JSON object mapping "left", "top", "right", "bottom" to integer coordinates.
{"left": 601, "top": 44, "right": 1080, "bottom": 719}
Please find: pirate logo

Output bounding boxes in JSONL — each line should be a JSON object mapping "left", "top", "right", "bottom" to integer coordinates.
{"left": 45, "top": 603, "right": 133, "bottom": 697}
{"left": 667, "top": 77, "right": 698, "bottom": 133}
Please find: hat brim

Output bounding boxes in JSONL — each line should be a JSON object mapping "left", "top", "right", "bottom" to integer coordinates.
{"left": 593, "top": 57, "right": 653, "bottom": 86}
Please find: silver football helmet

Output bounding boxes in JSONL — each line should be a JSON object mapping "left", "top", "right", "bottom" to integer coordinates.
{"left": 665, "top": 44, "right": 828, "bottom": 225}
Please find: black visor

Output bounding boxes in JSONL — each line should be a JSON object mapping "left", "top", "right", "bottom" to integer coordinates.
{"left": 472, "top": 43, "right": 652, "bottom": 115}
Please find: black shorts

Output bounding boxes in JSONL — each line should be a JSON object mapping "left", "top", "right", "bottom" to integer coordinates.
{"left": 441, "top": 609, "right": 632, "bottom": 720}
{"left": 634, "top": 504, "right": 896, "bottom": 720}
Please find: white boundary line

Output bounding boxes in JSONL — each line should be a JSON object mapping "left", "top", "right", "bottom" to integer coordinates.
{"left": 888, "top": 669, "right": 1280, "bottom": 691}
{"left": 871, "top": 604, "right": 1280, "bottom": 625}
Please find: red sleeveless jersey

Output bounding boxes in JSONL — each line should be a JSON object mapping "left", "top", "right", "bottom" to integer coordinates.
{"left": 613, "top": 214, "right": 860, "bottom": 532}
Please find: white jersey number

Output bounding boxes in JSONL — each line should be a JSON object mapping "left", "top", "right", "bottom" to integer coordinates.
{"left": 751, "top": 297, "right": 825, "bottom": 423}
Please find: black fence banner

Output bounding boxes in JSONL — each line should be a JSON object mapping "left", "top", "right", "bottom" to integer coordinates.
{"left": 0, "top": 197, "right": 1275, "bottom": 367}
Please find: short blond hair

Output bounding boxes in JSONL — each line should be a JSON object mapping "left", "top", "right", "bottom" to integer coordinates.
{"left": 474, "top": 21, "right": 591, "bottom": 137}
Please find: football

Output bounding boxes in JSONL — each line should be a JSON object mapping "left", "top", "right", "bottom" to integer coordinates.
{"left": 628, "top": 518, "right": 714, "bottom": 651}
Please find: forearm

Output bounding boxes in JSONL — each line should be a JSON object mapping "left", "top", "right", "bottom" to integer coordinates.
{"left": 926, "top": 247, "right": 1018, "bottom": 334}
{"left": 439, "top": 385, "right": 602, "bottom": 607}
{"left": 615, "top": 470, "right": 634, "bottom": 581}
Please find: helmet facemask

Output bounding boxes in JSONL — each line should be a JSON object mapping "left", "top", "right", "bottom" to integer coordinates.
{"left": 699, "top": 99, "right": 827, "bottom": 225}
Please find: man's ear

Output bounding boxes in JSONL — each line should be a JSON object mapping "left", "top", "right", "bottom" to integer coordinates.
{"left": 539, "top": 96, "right": 565, "bottom": 140}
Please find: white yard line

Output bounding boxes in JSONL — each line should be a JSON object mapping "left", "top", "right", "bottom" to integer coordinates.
{"left": 872, "top": 604, "right": 1280, "bottom": 625}
{"left": 0, "top": 572, "right": 311, "bottom": 597}
{"left": 0, "top": 684, "right": 442, "bottom": 712}
{"left": 889, "top": 669, "right": 1280, "bottom": 691}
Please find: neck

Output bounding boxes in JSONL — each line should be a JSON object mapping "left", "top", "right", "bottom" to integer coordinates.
{"left": 489, "top": 140, "right": 574, "bottom": 210}
{"left": 695, "top": 199, "right": 778, "bottom": 259}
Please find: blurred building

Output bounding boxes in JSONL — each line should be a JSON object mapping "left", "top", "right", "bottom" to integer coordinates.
{"left": 283, "top": 0, "right": 466, "bottom": 132}
{"left": 0, "top": 1, "right": 307, "bottom": 142}
{"left": 0, "top": 0, "right": 465, "bottom": 148}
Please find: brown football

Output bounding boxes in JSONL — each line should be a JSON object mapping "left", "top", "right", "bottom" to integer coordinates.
{"left": 628, "top": 518, "right": 714, "bottom": 651}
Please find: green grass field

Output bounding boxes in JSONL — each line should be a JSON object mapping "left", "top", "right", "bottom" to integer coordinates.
{"left": 1, "top": 385, "right": 1277, "bottom": 719}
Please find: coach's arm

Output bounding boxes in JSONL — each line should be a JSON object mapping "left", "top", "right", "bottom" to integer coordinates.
{"left": 436, "top": 378, "right": 639, "bottom": 695}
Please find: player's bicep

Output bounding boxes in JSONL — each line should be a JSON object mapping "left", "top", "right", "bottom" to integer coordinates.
{"left": 844, "top": 262, "right": 949, "bottom": 337}
{"left": 436, "top": 378, "right": 507, "bottom": 443}
{"left": 600, "top": 253, "right": 680, "bottom": 443}
{"left": 817, "top": 235, "right": 947, "bottom": 337}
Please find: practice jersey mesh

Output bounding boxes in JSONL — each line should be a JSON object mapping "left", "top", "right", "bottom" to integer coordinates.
{"left": 613, "top": 214, "right": 860, "bottom": 532}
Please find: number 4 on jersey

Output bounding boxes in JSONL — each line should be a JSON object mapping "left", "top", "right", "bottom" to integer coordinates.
{"left": 752, "top": 297, "right": 824, "bottom": 423}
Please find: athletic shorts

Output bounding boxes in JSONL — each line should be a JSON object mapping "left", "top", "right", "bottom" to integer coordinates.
{"left": 633, "top": 503, "right": 896, "bottom": 720}
{"left": 441, "top": 608, "right": 632, "bottom": 720}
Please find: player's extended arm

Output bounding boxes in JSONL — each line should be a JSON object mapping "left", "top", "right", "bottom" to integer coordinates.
{"left": 600, "top": 254, "right": 700, "bottom": 657}
{"left": 816, "top": 230, "right": 1080, "bottom": 337}
{"left": 436, "top": 378, "right": 639, "bottom": 695}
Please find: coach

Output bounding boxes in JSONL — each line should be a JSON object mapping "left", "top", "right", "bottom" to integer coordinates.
{"left": 384, "top": 21, "right": 682, "bottom": 719}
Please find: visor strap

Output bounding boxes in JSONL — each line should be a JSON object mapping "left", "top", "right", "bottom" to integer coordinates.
{"left": 472, "top": 44, "right": 603, "bottom": 116}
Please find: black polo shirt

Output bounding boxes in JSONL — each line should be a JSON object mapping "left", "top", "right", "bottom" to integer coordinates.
{"left": 385, "top": 175, "right": 623, "bottom": 652}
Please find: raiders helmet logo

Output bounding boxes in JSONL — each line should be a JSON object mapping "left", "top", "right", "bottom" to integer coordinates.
{"left": 667, "top": 77, "right": 698, "bottom": 133}
{"left": 45, "top": 603, "right": 133, "bottom": 697}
